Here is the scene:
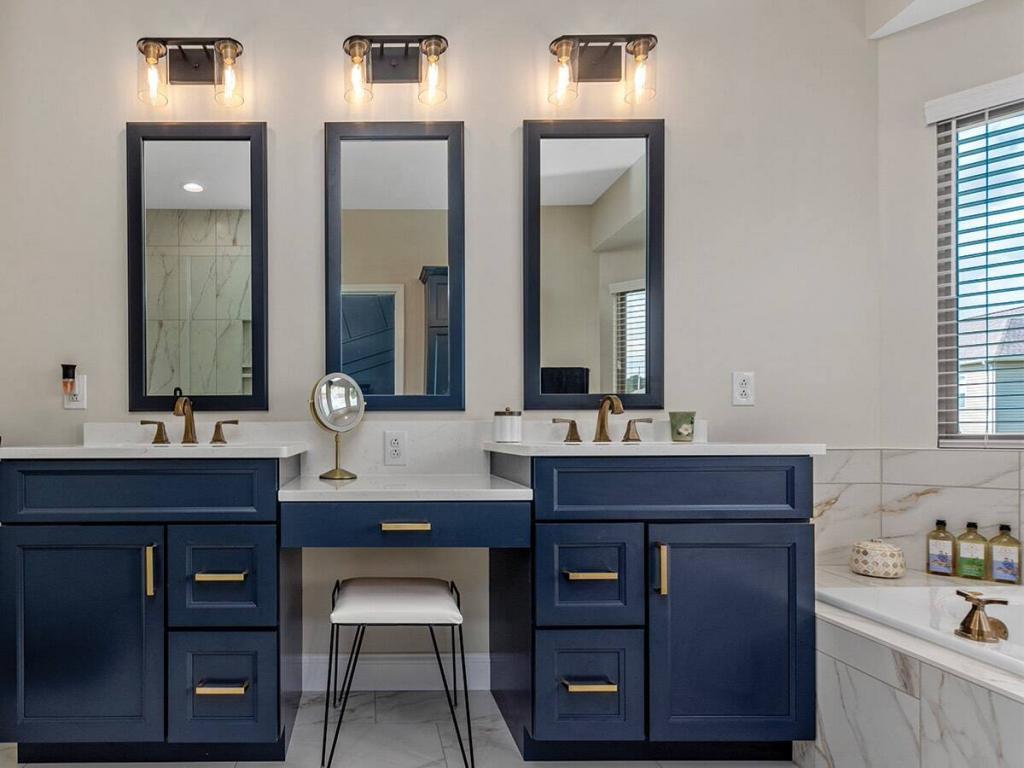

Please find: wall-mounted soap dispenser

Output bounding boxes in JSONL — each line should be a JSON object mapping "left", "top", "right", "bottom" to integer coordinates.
{"left": 61, "top": 364, "right": 86, "bottom": 410}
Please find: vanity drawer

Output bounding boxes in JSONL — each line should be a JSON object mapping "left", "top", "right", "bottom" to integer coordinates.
{"left": 533, "top": 629, "right": 644, "bottom": 742}
{"left": 0, "top": 460, "right": 278, "bottom": 523}
{"left": 168, "top": 631, "right": 278, "bottom": 743}
{"left": 280, "top": 501, "right": 531, "bottom": 547}
{"left": 533, "top": 456, "right": 811, "bottom": 521}
{"left": 167, "top": 525, "right": 278, "bottom": 627}
{"left": 535, "top": 524, "right": 644, "bottom": 626}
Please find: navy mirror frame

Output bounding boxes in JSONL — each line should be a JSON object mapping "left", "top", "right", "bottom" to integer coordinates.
{"left": 324, "top": 121, "right": 465, "bottom": 411}
{"left": 523, "top": 119, "right": 665, "bottom": 410}
{"left": 126, "top": 122, "right": 269, "bottom": 411}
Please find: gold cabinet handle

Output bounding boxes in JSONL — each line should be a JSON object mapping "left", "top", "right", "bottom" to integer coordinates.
{"left": 561, "top": 679, "right": 618, "bottom": 694}
{"left": 145, "top": 544, "right": 156, "bottom": 598}
{"left": 657, "top": 542, "right": 669, "bottom": 596}
{"left": 195, "top": 680, "right": 250, "bottom": 696}
{"left": 379, "top": 522, "right": 432, "bottom": 532}
{"left": 194, "top": 570, "right": 248, "bottom": 583}
{"left": 563, "top": 570, "right": 619, "bottom": 581}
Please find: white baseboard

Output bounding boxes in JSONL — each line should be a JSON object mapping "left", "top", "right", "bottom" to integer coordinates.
{"left": 297, "top": 653, "right": 491, "bottom": 693}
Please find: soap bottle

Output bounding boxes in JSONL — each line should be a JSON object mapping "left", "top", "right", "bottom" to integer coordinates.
{"left": 926, "top": 519, "right": 955, "bottom": 575}
{"left": 989, "top": 524, "right": 1022, "bottom": 584}
{"left": 955, "top": 522, "right": 987, "bottom": 580}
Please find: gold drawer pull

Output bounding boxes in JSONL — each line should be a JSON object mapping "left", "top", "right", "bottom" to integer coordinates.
{"left": 561, "top": 679, "right": 618, "bottom": 694}
{"left": 194, "top": 570, "right": 249, "bottom": 583}
{"left": 195, "top": 680, "right": 250, "bottom": 696}
{"left": 144, "top": 545, "right": 156, "bottom": 598}
{"left": 657, "top": 542, "right": 669, "bottom": 596}
{"left": 563, "top": 570, "right": 619, "bottom": 581}
{"left": 380, "top": 522, "right": 432, "bottom": 532}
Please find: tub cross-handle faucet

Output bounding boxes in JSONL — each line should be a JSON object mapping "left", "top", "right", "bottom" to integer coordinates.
{"left": 955, "top": 590, "right": 1009, "bottom": 643}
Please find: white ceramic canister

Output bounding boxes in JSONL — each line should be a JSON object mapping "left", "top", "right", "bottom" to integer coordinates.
{"left": 493, "top": 408, "right": 522, "bottom": 443}
{"left": 849, "top": 538, "right": 906, "bottom": 579}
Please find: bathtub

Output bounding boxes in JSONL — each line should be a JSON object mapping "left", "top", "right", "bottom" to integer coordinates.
{"left": 817, "top": 585, "right": 1024, "bottom": 677}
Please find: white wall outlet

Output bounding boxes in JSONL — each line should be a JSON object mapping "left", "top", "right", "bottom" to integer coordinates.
{"left": 384, "top": 430, "right": 407, "bottom": 466}
{"left": 732, "top": 371, "right": 755, "bottom": 406}
{"left": 63, "top": 375, "right": 87, "bottom": 410}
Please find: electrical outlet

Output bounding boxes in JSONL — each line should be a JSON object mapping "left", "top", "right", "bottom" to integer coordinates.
{"left": 384, "top": 430, "right": 407, "bottom": 466}
{"left": 63, "top": 375, "right": 87, "bottom": 410}
{"left": 732, "top": 371, "right": 755, "bottom": 406}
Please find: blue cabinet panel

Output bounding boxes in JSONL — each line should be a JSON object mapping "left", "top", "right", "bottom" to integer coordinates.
{"left": 280, "top": 501, "right": 531, "bottom": 548}
{"left": 167, "top": 525, "right": 278, "bottom": 627}
{"left": 533, "top": 629, "right": 644, "bottom": 742}
{"left": 0, "top": 526, "right": 165, "bottom": 743}
{"left": 535, "top": 523, "right": 645, "bottom": 626}
{"left": 168, "top": 631, "right": 278, "bottom": 743}
{"left": 0, "top": 460, "right": 278, "bottom": 523}
{"left": 647, "top": 522, "right": 814, "bottom": 741}
{"left": 534, "top": 456, "right": 811, "bottom": 521}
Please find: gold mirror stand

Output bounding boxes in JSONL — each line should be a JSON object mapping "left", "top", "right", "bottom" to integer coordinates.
{"left": 321, "top": 431, "right": 357, "bottom": 481}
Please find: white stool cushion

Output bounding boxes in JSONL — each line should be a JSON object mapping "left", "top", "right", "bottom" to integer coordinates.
{"left": 330, "top": 578, "right": 463, "bottom": 626}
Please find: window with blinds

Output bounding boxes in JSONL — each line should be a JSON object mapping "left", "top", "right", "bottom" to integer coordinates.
{"left": 614, "top": 288, "right": 646, "bottom": 393}
{"left": 938, "top": 101, "right": 1024, "bottom": 443}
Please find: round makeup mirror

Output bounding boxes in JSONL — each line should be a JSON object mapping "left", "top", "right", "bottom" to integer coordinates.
{"left": 309, "top": 372, "right": 365, "bottom": 480}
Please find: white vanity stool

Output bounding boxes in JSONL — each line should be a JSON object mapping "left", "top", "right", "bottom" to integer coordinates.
{"left": 320, "top": 577, "right": 475, "bottom": 768}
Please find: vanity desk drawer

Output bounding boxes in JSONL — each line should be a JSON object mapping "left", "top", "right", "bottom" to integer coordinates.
{"left": 280, "top": 501, "right": 531, "bottom": 548}
{"left": 0, "top": 460, "right": 278, "bottom": 523}
{"left": 533, "top": 456, "right": 811, "bottom": 521}
{"left": 167, "top": 525, "right": 278, "bottom": 627}
{"left": 168, "top": 631, "right": 278, "bottom": 743}
{"left": 535, "top": 523, "right": 644, "bottom": 626}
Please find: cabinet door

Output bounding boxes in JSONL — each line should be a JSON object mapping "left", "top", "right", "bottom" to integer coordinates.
{"left": 0, "top": 526, "right": 165, "bottom": 743}
{"left": 648, "top": 523, "right": 814, "bottom": 742}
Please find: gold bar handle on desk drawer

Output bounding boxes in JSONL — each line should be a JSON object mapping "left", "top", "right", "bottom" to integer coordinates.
{"left": 379, "top": 522, "right": 432, "bottom": 532}
{"left": 145, "top": 545, "right": 156, "bottom": 598}
{"left": 195, "top": 680, "right": 250, "bottom": 696}
{"left": 194, "top": 570, "right": 249, "bottom": 583}
{"left": 561, "top": 679, "right": 618, "bottom": 694}
{"left": 657, "top": 543, "right": 669, "bottom": 596}
{"left": 563, "top": 570, "right": 619, "bottom": 581}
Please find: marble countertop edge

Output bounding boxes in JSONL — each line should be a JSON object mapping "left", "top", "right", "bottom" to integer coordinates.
{"left": 0, "top": 443, "right": 309, "bottom": 459}
{"left": 279, "top": 473, "right": 533, "bottom": 502}
{"left": 483, "top": 441, "right": 827, "bottom": 456}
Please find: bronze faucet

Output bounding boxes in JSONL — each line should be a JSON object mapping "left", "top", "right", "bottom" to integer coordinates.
{"left": 594, "top": 394, "right": 624, "bottom": 443}
{"left": 955, "top": 590, "right": 1009, "bottom": 643}
{"left": 172, "top": 388, "right": 198, "bottom": 445}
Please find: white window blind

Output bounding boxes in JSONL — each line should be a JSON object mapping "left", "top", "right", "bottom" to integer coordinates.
{"left": 614, "top": 288, "right": 646, "bottom": 394}
{"left": 938, "top": 100, "right": 1024, "bottom": 443}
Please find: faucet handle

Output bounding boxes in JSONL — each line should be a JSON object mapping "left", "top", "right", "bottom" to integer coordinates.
{"left": 552, "top": 418, "right": 582, "bottom": 444}
{"left": 622, "top": 418, "right": 653, "bottom": 443}
{"left": 957, "top": 590, "right": 1009, "bottom": 607}
{"left": 211, "top": 419, "right": 239, "bottom": 445}
{"left": 140, "top": 420, "right": 170, "bottom": 445}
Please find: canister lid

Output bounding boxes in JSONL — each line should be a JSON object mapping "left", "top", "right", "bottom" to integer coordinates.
{"left": 494, "top": 407, "right": 522, "bottom": 416}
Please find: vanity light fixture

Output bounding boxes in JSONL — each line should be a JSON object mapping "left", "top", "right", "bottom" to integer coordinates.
{"left": 135, "top": 37, "right": 245, "bottom": 107}
{"left": 342, "top": 35, "right": 450, "bottom": 105}
{"left": 182, "top": 182, "right": 204, "bottom": 193}
{"left": 546, "top": 34, "right": 658, "bottom": 104}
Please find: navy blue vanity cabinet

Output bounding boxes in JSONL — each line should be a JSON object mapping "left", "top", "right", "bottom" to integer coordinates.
{"left": 491, "top": 454, "right": 814, "bottom": 762}
{"left": 0, "top": 459, "right": 300, "bottom": 762}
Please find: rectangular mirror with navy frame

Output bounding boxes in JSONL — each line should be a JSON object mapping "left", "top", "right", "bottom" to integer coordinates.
{"left": 325, "top": 121, "right": 465, "bottom": 411}
{"left": 523, "top": 119, "right": 664, "bottom": 410}
{"left": 127, "top": 122, "right": 269, "bottom": 411}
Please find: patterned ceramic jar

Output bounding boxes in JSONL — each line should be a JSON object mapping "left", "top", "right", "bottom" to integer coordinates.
{"left": 849, "top": 538, "right": 906, "bottom": 579}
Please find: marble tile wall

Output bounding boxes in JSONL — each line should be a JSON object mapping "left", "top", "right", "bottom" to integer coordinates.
{"left": 813, "top": 449, "right": 1023, "bottom": 571}
{"left": 796, "top": 617, "right": 1024, "bottom": 768}
{"left": 144, "top": 209, "right": 252, "bottom": 395}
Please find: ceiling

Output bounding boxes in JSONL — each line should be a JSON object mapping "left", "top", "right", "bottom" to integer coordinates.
{"left": 340, "top": 140, "right": 448, "bottom": 210}
{"left": 540, "top": 138, "right": 646, "bottom": 206}
{"left": 144, "top": 141, "right": 251, "bottom": 209}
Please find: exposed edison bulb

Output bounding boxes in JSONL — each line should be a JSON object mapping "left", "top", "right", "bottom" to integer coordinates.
{"left": 624, "top": 36, "right": 657, "bottom": 104}
{"left": 633, "top": 55, "right": 648, "bottom": 94}
{"left": 136, "top": 40, "right": 168, "bottom": 106}
{"left": 344, "top": 38, "right": 373, "bottom": 104}
{"left": 418, "top": 37, "right": 448, "bottom": 105}
{"left": 214, "top": 40, "right": 244, "bottom": 107}
{"left": 547, "top": 38, "right": 578, "bottom": 105}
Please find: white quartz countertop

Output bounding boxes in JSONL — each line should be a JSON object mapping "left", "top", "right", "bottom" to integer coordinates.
{"left": 482, "top": 441, "right": 827, "bottom": 457}
{"left": 279, "top": 474, "right": 533, "bottom": 502}
{"left": 0, "top": 443, "right": 309, "bottom": 459}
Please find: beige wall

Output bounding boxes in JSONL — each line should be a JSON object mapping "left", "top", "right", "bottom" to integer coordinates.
{"left": 341, "top": 209, "right": 447, "bottom": 394}
{"left": 877, "top": 0, "right": 1024, "bottom": 446}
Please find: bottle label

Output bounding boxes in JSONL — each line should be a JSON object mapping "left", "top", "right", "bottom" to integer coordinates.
{"left": 991, "top": 544, "right": 1020, "bottom": 583}
{"left": 958, "top": 541, "right": 986, "bottom": 578}
{"left": 928, "top": 540, "right": 953, "bottom": 574}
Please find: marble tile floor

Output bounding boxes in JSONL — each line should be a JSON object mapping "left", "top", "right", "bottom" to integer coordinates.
{"left": 0, "top": 691, "right": 796, "bottom": 768}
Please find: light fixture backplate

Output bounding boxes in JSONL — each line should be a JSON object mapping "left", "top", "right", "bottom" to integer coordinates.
{"left": 346, "top": 35, "right": 447, "bottom": 83}
{"left": 550, "top": 34, "right": 656, "bottom": 82}
{"left": 138, "top": 37, "right": 243, "bottom": 85}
